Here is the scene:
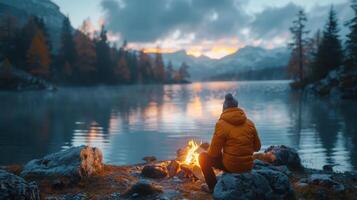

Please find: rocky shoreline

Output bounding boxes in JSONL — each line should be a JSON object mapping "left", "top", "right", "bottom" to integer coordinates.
{"left": 1, "top": 145, "right": 357, "bottom": 200}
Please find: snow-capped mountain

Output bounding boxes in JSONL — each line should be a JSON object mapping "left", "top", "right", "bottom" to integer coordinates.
{"left": 161, "top": 46, "right": 290, "bottom": 80}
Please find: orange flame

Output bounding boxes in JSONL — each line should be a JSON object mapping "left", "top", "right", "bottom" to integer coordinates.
{"left": 183, "top": 140, "right": 201, "bottom": 166}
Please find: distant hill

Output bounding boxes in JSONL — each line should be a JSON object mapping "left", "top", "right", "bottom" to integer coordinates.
{"left": 160, "top": 46, "right": 290, "bottom": 81}
{"left": 0, "top": 0, "right": 66, "bottom": 51}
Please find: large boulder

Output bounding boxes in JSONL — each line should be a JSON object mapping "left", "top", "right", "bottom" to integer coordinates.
{"left": 253, "top": 160, "right": 292, "bottom": 176}
{"left": 213, "top": 168, "right": 293, "bottom": 200}
{"left": 0, "top": 169, "right": 40, "bottom": 200}
{"left": 264, "top": 145, "right": 302, "bottom": 169}
{"left": 21, "top": 146, "right": 103, "bottom": 182}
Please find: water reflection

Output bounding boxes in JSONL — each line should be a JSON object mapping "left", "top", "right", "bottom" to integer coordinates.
{"left": 0, "top": 81, "right": 356, "bottom": 171}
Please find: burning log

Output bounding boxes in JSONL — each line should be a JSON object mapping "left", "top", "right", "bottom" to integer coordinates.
{"left": 140, "top": 140, "right": 208, "bottom": 181}
{"left": 170, "top": 140, "right": 207, "bottom": 181}
{"left": 166, "top": 160, "right": 180, "bottom": 178}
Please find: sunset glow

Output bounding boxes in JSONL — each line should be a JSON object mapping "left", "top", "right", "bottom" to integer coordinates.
{"left": 204, "top": 47, "right": 238, "bottom": 59}
{"left": 143, "top": 48, "right": 178, "bottom": 54}
{"left": 142, "top": 46, "right": 239, "bottom": 59}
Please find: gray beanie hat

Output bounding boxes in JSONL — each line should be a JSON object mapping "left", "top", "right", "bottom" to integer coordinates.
{"left": 223, "top": 93, "right": 238, "bottom": 110}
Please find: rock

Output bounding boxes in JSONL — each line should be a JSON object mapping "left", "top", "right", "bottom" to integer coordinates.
{"left": 123, "top": 179, "right": 163, "bottom": 198}
{"left": 45, "top": 194, "right": 87, "bottom": 200}
{"left": 253, "top": 160, "right": 292, "bottom": 176}
{"left": 0, "top": 169, "right": 40, "bottom": 200}
{"left": 308, "top": 174, "right": 345, "bottom": 192}
{"left": 264, "top": 145, "right": 302, "bottom": 169}
{"left": 141, "top": 165, "right": 167, "bottom": 179}
{"left": 21, "top": 146, "right": 103, "bottom": 182}
{"left": 166, "top": 160, "right": 179, "bottom": 178}
{"left": 214, "top": 172, "right": 272, "bottom": 200}
{"left": 322, "top": 164, "right": 335, "bottom": 173}
{"left": 213, "top": 169, "right": 293, "bottom": 200}
{"left": 255, "top": 169, "right": 293, "bottom": 196}
{"left": 142, "top": 156, "right": 157, "bottom": 163}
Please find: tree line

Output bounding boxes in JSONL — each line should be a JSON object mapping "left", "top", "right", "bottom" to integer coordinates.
{"left": 0, "top": 16, "right": 190, "bottom": 86}
{"left": 288, "top": 1, "right": 357, "bottom": 88}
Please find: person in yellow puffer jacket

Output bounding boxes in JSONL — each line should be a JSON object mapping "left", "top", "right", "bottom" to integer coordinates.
{"left": 199, "top": 93, "right": 261, "bottom": 192}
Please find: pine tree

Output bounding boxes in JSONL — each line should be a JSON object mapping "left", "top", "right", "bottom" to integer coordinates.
{"left": 26, "top": 30, "right": 51, "bottom": 78}
{"left": 59, "top": 16, "right": 77, "bottom": 82}
{"left": 177, "top": 62, "right": 190, "bottom": 82}
{"left": 288, "top": 10, "right": 309, "bottom": 84}
{"left": 304, "top": 30, "right": 321, "bottom": 81}
{"left": 138, "top": 50, "right": 153, "bottom": 83}
{"left": 153, "top": 48, "right": 165, "bottom": 82}
{"left": 165, "top": 61, "right": 174, "bottom": 82}
{"left": 95, "top": 25, "right": 112, "bottom": 83}
{"left": 346, "top": 0, "right": 357, "bottom": 70}
{"left": 313, "top": 6, "right": 343, "bottom": 80}
{"left": 0, "top": 15, "right": 19, "bottom": 65}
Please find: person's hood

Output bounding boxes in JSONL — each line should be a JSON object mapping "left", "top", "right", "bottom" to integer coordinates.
{"left": 220, "top": 107, "right": 247, "bottom": 126}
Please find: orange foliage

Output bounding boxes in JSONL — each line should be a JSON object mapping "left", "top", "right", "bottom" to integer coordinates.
{"left": 74, "top": 31, "right": 96, "bottom": 73}
{"left": 26, "top": 30, "right": 51, "bottom": 77}
{"left": 0, "top": 58, "right": 12, "bottom": 79}
{"left": 116, "top": 55, "right": 131, "bottom": 82}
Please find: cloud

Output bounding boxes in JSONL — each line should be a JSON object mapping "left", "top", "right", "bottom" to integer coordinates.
{"left": 101, "top": 0, "right": 353, "bottom": 53}
{"left": 250, "top": 3, "right": 302, "bottom": 39}
{"left": 101, "top": 0, "right": 250, "bottom": 42}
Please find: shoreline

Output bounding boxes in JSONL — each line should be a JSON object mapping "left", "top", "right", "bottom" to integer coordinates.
{"left": 1, "top": 145, "right": 357, "bottom": 200}
{"left": 1, "top": 160, "right": 357, "bottom": 200}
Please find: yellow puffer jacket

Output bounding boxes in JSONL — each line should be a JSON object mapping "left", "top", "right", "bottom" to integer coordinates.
{"left": 207, "top": 107, "right": 261, "bottom": 173}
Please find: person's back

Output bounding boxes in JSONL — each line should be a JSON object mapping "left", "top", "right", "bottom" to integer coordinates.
{"left": 208, "top": 107, "right": 261, "bottom": 173}
{"left": 199, "top": 93, "right": 261, "bottom": 192}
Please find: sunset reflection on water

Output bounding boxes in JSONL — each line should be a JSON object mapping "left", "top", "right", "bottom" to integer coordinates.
{"left": 0, "top": 81, "right": 356, "bottom": 171}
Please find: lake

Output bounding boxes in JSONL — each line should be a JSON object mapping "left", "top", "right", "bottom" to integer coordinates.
{"left": 0, "top": 80, "right": 356, "bottom": 171}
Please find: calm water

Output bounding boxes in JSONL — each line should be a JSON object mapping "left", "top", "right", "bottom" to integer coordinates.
{"left": 0, "top": 81, "right": 356, "bottom": 171}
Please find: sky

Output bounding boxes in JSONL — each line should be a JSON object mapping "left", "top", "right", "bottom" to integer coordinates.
{"left": 53, "top": 0, "right": 353, "bottom": 59}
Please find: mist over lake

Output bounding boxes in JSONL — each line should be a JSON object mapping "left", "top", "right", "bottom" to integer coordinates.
{"left": 1, "top": 80, "right": 356, "bottom": 171}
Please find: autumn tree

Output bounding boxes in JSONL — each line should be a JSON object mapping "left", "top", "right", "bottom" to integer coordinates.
{"left": 26, "top": 30, "right": 51, "bottom": 78}
{"left": 74, "top": 30, "right": 96, "bottom": 84}
{"left": 313, "top": 6, "right": 343, "bottom": 80}
{"left": 288, "top": 10, "right": 309, "bottom": 85}
{"left": 0, "top": 58, "right": 13, "bottom": 80}
{"left": 115, "top": 50, "right": 131, "bottom": 83}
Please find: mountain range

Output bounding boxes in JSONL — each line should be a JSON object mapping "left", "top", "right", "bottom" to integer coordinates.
{"left": 160, "top": 46, "right": 290, "bottom": 80}
{"left": 0, "top": 0, "right": 290, "bottom": 81}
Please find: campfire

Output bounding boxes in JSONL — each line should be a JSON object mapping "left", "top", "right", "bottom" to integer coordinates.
{"left": 142, "top": 139, "right": 216, "bottom": 181}
{"left": 166, "top": 139, "right": 208, "bottom": 181}
{"left": 181, "top": 140, "right": 201, "bottom": 166}
{"left": 142, "top": 140, "right": 278, "bottom": 182}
